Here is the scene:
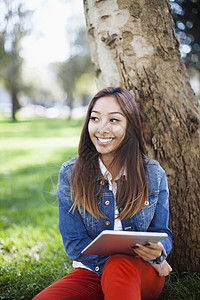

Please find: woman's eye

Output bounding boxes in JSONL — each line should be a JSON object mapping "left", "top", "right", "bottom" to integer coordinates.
{"left": 90, "top": 116, "right": 98, "bottom": 121}
{"left": 110, "top": 118, "right": 119, "bottom": 123}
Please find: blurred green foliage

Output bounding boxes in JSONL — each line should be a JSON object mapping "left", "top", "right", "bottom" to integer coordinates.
{"left": 52, "top": 28, "right": 96, "bottom": 112}
{"left": 0, "top": 0, "right": 33, "bottom": 120}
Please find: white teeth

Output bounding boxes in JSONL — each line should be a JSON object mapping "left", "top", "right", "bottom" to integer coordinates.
{"left": 98, "top": 138, "right": 113, "bottom": 143}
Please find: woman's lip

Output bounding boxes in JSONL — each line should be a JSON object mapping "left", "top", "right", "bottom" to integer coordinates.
{"left": 96, "top": 137, "right": 114, "bottom": 139}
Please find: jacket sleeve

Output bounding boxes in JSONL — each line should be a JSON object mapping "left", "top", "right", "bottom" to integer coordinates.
{"left": 57, "top": 164, "right": 109, "bottom": 270}
{"left": 148, "top": 167, "right": 173, "bottom": 264}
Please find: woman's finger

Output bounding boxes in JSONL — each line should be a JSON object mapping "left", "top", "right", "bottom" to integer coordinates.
{"left": 152, "top": 261, "right": 173, "bottom": 277}
{"left": 132, "top": 243, "right": 163, "bottom": 261}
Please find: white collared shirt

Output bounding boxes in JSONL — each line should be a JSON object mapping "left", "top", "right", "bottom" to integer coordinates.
{"left": 98, "top": 158, "right": 123, "bottom": 231}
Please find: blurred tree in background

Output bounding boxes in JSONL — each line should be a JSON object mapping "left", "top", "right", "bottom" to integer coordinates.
{"left": 0, "top": 32, "right": 10, "bottom": 86}
{"left": 0, "top": 0, "right": 32, "bottom": 121}
{"left": 170, "top": 0, "right": 200, "bottom": 70}
{"left": 170, "top": 0, "right": 200, "bottom": 103}
{"left": 53, "top": 28, "right": 95, "bottom": 117}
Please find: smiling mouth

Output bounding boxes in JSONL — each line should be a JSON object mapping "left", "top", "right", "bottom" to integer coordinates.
{"left": 96, "top": 137, "right": 113, "bottom": 143}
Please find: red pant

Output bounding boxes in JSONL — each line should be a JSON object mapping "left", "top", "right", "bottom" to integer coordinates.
{"left": 33, "top": 255, "right": 165, "bottom": 300}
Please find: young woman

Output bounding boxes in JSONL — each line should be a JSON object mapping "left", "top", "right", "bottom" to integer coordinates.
{"left": 33, "top": 87, "right": 172, "bottom": 300}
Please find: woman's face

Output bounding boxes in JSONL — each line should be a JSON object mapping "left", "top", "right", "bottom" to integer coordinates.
{"left": 88, "top": 96, "right": 127, "bottom": 164}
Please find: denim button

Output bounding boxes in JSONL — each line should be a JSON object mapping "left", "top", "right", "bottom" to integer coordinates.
{"left": 144, "top": 200, "right": 149, "bottom": 206}
{"left": 95, "top": 266, "right": 100, "bottom": 272}
{"left": 105, "top": 200, "right": 110, "bottom": 206}
{"left": 105, "top": 221, "right": 110, "bottom": 226}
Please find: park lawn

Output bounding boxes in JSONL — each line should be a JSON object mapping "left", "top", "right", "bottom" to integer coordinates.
{"left": 0, "top": 117, "right": 81, "bottom": 299}
{"left": 0, "top": 116, "right": 199, "bottom": 299}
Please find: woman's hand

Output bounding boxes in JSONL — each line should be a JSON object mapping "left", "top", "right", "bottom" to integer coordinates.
{"left": 132, "top": 242, "right": 172, "bottom": 276}
{"left": 151, "top": 260, "right": 172, "bottom": 277}
{"left": 132, "top": 241, "right": 164, "bottom": 261}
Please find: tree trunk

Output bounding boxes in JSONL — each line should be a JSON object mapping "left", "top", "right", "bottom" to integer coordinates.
{"left": 11, "top": 87, "right": 18, "bottom": 122}
{"left": 11, "top": 40, "right": 19, "bottom": 122}
{"left": 83, "top": 0, "right": 200, "bottom": 272}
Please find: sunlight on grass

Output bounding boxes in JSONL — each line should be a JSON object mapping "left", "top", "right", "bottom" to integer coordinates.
{"left": 1, "top": 136, "right": 80, "bottom": 149}
{"left": 0, "top": 117, "right": 82, "bottom": 299}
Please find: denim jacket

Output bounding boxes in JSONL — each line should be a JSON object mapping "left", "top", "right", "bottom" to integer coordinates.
{"left": 57, "top": 157, "right": 172, "bottom": 275}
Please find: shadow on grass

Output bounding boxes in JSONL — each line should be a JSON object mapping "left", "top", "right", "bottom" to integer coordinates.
{"left": 158, "top": 271, "right": 200, "bottom": 299}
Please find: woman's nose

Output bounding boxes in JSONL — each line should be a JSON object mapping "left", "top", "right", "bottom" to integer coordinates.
{"left": 97, "top": 121, "right": 110, "bottom": 134}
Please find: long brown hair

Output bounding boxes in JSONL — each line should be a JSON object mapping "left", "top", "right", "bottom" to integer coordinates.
{"left": 70, "top": 87, "right": 148, "bottom": 219}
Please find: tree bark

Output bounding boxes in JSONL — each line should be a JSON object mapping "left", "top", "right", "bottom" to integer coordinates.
{"left": 83, "top": 0, "right": 200, "bottom": 272}
{"left": 11, "top": 32, "right": 20, "bottom": 122}
{"left": 11, "top": 49, "right": 18, "bottom": 122}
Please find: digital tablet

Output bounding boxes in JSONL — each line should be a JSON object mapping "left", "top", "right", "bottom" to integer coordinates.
{"left": 81, "top": 230, "right": 168, "bottom": 256}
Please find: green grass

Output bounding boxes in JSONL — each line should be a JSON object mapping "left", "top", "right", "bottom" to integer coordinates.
{"left": 0, "top": 116, "right": 199, "bottom": 299}
{"left": 158, "top": 271, "right": 200, "bottom": 300}
{"left": 0, "top": 116, "right": 81, "bottom": 299}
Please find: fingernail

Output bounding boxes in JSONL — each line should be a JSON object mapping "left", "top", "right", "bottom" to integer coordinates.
{"left": 132, "top": 245, "right": 139, "bottom": 249}
{"left": 145, "top": 242, "right": 150, "bottom": 247}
